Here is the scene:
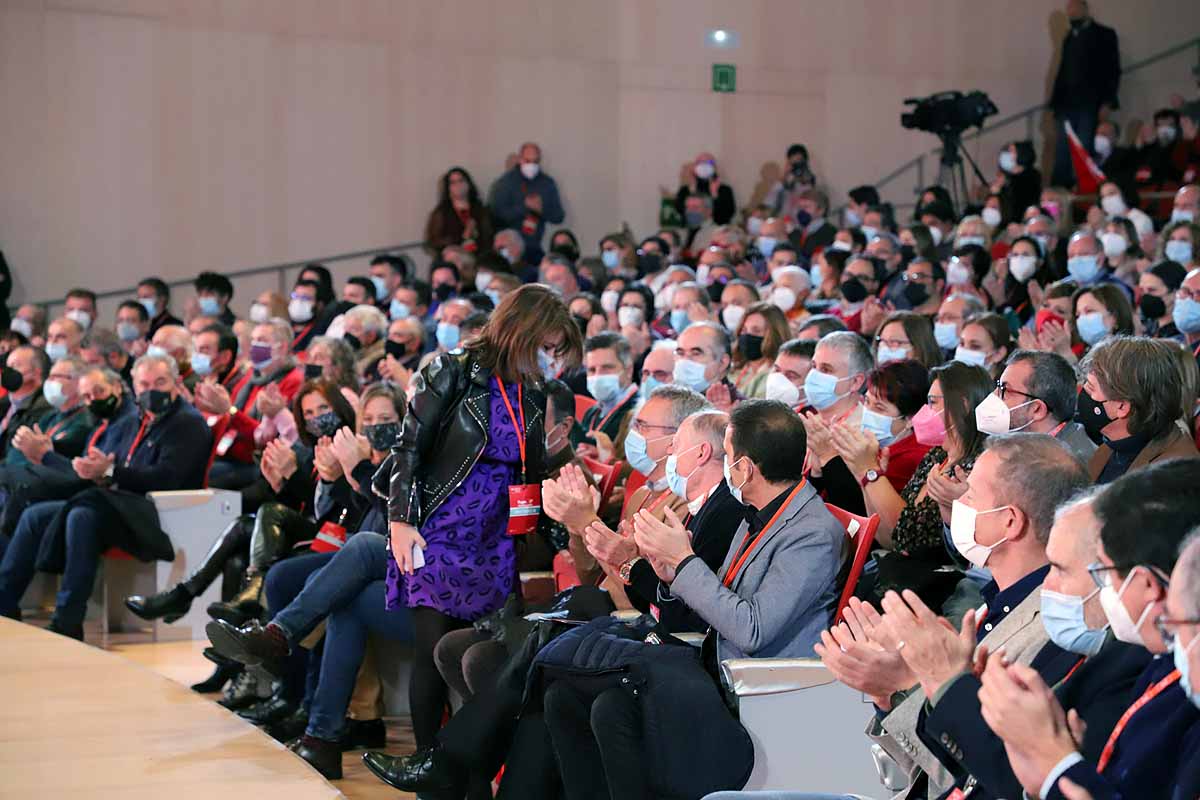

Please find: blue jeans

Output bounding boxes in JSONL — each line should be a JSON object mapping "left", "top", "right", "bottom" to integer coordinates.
{"left": 0, "top": 500, "right": 104, "bottom": 629}
{"left": 1053, "top": 106, "right": 1098, "bottom": 187}
{"left": 306, "top": 577, "right": 412, "bottom": 739}
{"left": 271, "top": 532, "right": 389, "bottom": 644}
{"left": 264, "top": 551, "right": 335, "bottom": 706}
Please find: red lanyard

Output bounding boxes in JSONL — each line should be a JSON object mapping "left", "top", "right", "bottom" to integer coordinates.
{"left": 124, "top": 415, "right": 152, "bottom": 468}
{"left": 291, "top": 323, "right": 314, "bottom": 350}
{"left": 44, "top": 406, "right": 83, "bottom": 438}
{"left": 86, "top": 420, "right": 109, "bottom": 449}
{"left": 722, "top": 480, "right": 806, "bottom": 587}
{"left": 1096, "top": 669, "right": 1181, "bottom": 772}
{"left": 588, "top": 385, "right": 636, "bottom": 433}
{"left": 496, "top": 378, "right": 527, "bottom": 480}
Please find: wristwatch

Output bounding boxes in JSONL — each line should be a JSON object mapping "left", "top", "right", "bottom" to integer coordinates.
{"left": 860, "top": 468, "right": 881, "bottom": 488}
{"left": 618, "top": 556, "right": 645, "bottom": 584}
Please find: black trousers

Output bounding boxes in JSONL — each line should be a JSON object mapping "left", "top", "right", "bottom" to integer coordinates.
{"left": 543, "top": 680, "right": 653, "bottom": 800}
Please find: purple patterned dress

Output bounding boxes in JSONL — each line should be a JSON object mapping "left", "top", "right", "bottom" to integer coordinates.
{"left": 384, "top": 379, "right": 519, "bottom": 621}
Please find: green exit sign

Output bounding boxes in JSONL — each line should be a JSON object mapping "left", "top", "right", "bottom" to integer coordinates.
{"left": 712, "top": 63, "right": 736, "bottom": 93}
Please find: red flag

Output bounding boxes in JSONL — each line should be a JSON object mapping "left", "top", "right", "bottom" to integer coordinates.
{"left": 1064, "top": 120, "right": 1106, "bottom": 193}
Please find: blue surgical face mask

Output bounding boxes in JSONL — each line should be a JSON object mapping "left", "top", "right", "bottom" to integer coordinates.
{"left": 390, "top": 299, "right": 411, "bottom": 320}
{"left": 139, "top": 298, "right": 158, "bottom": 318}
{"left": 624, "top": 429, "right": 667, "bottom": 477}
{"left": 954, "top": 346, "right": 989, "bottom": 368}
{"left": 1076, "top": 311, "right": 1111, "bottom": 346}
{"left": 665, "top": 444, "right": 703, "bottom": 501}
{"left": 371, "top": 275, "right": 389, "bottom": 301}
{"left": 756, "top": 236, "right": 778, "bottom": 258}
{"left": 116, "top": 322, "right": 141, "bottom": 342}
{"left": 934, "top": 321, "right": 959, "bottom": 350}
{"left": 198, "top": 296, "right": 221, "bottom": 317}
{"left": 876, "top": 345, "right": 908, "bottom": 365}
{"left": 1174, "top": 632, "right": 1199, "bottom": 706}
{"left": 191, "top": 352, "right": 213, "bottom": 376}
{"left": 1067, "top": 254, "right": 1102, "bottom": 285}
{"left": 1166, "top": 239, "right": 1194, "bottom": 265}
{"left": 957, "top": 235, "right": 986, "bottom": 249}
{"left": 803, "top": 369, "right": 852, "bottom": 411}
{"left": 601, "top": 250, "right": 621, "bottom": 270}
{"left": 809, "top": 264, "right": 823, "bottom": 288}
{"left": 42, "top": 380, "right": 68, "bottom": 409}
{"left": 639, "top": 375, "right": 661, "bottom": 401}
{"left": 860, "top": 407, "right": 897, "bottom": 446}
{"left": 1040, "top": 587, "right": 1107, "bottom": 657}
{"left": 435, "top": 321, "right": 460, "bottom": 350}
{"left": 723, "top": 455, "right": 748, "bottom": 504}
{"left": 586, "top": 374, "right": 622, "bottom": 404}
{"left": 860, "top": 225, "right": 878, "bottom": 241}
{"left": 672, "top": 358, "right": 711, "bottom": 392}
{"left": 670, "top": 309, "right": 690, "bottom": 334}
{"left": 537, "top": 347, "right": 558, "bottom": 380}
{"left": 45, "top": 342, "right": 68, "bottom": 362}
{"left": 1173, "top": 297, "right": 1200, "bottom": 334}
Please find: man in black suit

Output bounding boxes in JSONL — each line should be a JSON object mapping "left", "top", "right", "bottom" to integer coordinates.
{"left": 1050, "top": 0, "right": 1121, "bottom": 186}
{"left": 978, "top": 458, "right": 1200, "bottom": 800}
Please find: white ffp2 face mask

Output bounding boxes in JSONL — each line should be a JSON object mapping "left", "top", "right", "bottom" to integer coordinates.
{"left": 1099, "top": 566, "right": 1155, "bottom": 646}
{"left": 949, "top": 500, "right": 1010, "bottom": 568}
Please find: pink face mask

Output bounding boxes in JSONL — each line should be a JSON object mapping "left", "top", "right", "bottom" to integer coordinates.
{"left": 912, "top": 404, "right": 947, "bottom": 446}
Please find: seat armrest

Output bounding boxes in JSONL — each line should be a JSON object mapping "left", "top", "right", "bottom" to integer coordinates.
{"left": 148, "top": 489, "right": 240, "bottom": 514}
{"left": 720, "top": 657, "right": 835, "bottom": 697}
{"left": 675, "top": 632, "right": 705, "bottom": 647}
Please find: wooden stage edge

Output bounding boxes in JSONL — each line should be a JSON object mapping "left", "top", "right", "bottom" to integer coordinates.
{"left": 0, "top": 618, "right": 343, "bottom": 799}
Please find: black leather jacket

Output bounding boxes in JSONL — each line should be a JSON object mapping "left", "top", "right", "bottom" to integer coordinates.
{"left": 376, "top": 350, "right": 548, "bottom": 526}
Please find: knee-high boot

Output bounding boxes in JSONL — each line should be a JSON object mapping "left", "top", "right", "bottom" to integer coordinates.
{"left": 208, "top": 502, "right": 311, "bottom": 624}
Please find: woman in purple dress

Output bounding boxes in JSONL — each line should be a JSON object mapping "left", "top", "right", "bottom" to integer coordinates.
{"left": 383, "top": 283, "right": 581, "bottom": 757}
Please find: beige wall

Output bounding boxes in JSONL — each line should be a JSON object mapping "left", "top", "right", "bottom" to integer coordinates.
{"left": 2, "top": 0, "right": 1198, "bottom": 319}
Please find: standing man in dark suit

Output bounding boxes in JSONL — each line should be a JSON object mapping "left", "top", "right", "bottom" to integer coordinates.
{"left": 1050, "top": 0, "right": 1121, "bottom": 187}
{"left": 489, "top": 141, "right": 565, "bottom": 267}
{"left": 978, "top": 458, "right": 1200, "bottom": 800}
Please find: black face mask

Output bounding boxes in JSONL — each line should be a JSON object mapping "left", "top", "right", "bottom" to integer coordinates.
{"left": 304, "top": 362, "right": 324, "bottom": 380}
{"left": 899, "top": 244, "right": 916, "bottom": 264}
{"left": 737, "top": 333, "right": 764, "bottom": 362}
{"left": 706, "top": 280, "right": 727, "bottom": 304}
{"left": 434, "top": 284, "right": 456, "bottom": 302}
{"left": 903, "top": 281, "right": 930, "bottom": 307}
{"left": 1138, "top": 293, "right": 1167, "bottom": 320}
{"left": 551, "top": 243, "right": 580, "bottom": 262}
{"left": 138, "top": 389, "right": 172, "bottom": 416}
{"left": 795, "top": 209, "right": 813, "bottom": 229}
{"left": 342, "top": 333, "right": 361, "bottom": 352}
{"left": 0, "top": 366, "right": 23, "bottom": 393}
{"left": 363, "top": 421, "right": 401, "bottom": 452}
{"left": 573, "top": 315, "right": 590, "bottom": 335}
{"left": 841, "top": 278, "right": 870, "bottom": 304}
{"left": 385, "top": 339, "right": 409, "bottom": 361}
{"left": 1075, "top": 387, "right": 1113, "bottom": 438}
{"left": 89, "top": 394, "right": 120, "bottom": 419}
{"left": 305, "top": 411, "right": 343, "bottom": 438}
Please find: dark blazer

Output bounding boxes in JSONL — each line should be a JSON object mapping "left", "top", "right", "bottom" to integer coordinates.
{"left": 1046, "top": 656, "right": 1200, "bottom": 800}
{"left": 923, "top": 637, "right": 1151, "bottom": 800}
{"left": 34, "top": 396, "right": 212, "bottom": 570}
{"left": 675, "top": 179, "right": 737, "bottom": 225}
{"left": 1050, "top": 19, "right": 1121, "bottom": 112}
{"left": 626, "top": 480, "right": 743, "bottom": 634}
{"left": 789, "top": 220, "right": 837, "bottom": 259}
{"left": 0, "top": 390, "right": 53, "bottom": 460}
{"left": 382, "top": 351, "right": 547, "bottom": 527}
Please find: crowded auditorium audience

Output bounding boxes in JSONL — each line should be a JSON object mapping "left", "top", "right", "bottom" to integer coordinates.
{"left": 5, "top": 9, "right": 1200, "bottom": 798}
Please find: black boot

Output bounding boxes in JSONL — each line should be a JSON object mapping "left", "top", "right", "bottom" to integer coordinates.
{"left": 339, "top": 718, "right": 387, "bottom": 752}
{"left": 206, "top": 572, "right": 264, "bottom": 626}
{"left": 237, "top": 687, "right": 297, "bottom": 725}
{"left": 206, "top": 619, "right": 289, "bottom": 679}
{"left": 288, "top": 735, "right": 343, "bottom": 780}
{"left": 46, "top": 619, "right": 84, "bottom": 641}
{"left": 217, "top": 668, "right": 261, "bottom": 711}
{"left": 125, "top": 584, "right": 194, "bottom": 623}
{"left": 191, "top": 661, "right": 240, "bottom": 694}
{"left": 361, "top": 746, "right": 460, "bottom": 793}
{"left": 264, "top": 707, "right": 308, "bottom": 743}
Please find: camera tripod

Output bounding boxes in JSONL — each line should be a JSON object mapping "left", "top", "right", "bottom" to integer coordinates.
{"left": 934, "top": 130, "right": 989, "bottom": 212}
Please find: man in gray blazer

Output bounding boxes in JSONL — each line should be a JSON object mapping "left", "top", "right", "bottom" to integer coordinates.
{"left": 636, "top": 398, "right": 847, "bottom": 659}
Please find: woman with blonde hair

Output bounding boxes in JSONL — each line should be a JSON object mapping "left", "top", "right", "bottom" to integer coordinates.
{"left": 730, "top": 302, "right": 790, "bottom": 398}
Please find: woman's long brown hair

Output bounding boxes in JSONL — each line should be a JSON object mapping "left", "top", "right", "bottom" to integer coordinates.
{"left": 466, "top": 284, "right": 583, "bottom": 383}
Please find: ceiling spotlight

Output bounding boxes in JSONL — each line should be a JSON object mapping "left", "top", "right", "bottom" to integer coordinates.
{"left": 706, "top": 28, "right": 738, "bottom": 48}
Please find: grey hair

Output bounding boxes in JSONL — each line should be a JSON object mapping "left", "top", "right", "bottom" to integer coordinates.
{"left": 773, "top": 265, "right": 812, "bottom": 290}
{"left": 82, "top": 365, "right": 125, "bottom": 392}
{"left": 496, "top": 228, "right": 526, "bottom": 255}
{"left": 985, "top": 433, "right": 1091, "bottom": 544}
{"left": 674, "top": 281, "right": 710, "bottom": 308}
{"left": 1178, "top": 529, "right": 1200, "bottom": 619}
{"left": 685, "top": 409, "right": 729, "bottom": 450}
{"left": 1069, "top": 228, "right": 1101, "bottom": 252}
{"left": 946, "top": 292, "right": 987, "bottom": 318}
{"left": 53, "top": 355, "right": 88, "bottom": 379}
{"left": 647, "top": 384, "right": 712, "bottom": 427}
{"left": 344, "top": 304, "right": 388, "bottom": 337}
{"left": 817, "top": 330, "right": 873, "bottom": 377}
{"left": 309, "top": 336, "right": 358, "bottom": 388}
{"left": 688, "top": 320, "right": 731, "bottom": 358}
{"left": 133, "top": 353, "right": 180, "bottom": 382}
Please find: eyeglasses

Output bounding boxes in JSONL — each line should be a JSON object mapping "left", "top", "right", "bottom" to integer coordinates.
{"left": 1086, "top": 562, "right": 1126, "bottom": 590}
{"left": 902, "top": 272, "right": 933, "bottom": 284}
{"left": 875, "top": 337, "right": 911, "bottom": 349}
{"left": 632, "top": 419, "right": 678, "bottom": 436}
{"left": 1154, "top": 613, "right": 1200, "bottom": 650}
{"left": 995, "top": 380, "right": 1043, "bottom": 404}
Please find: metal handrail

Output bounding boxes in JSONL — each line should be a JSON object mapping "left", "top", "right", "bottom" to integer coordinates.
{"left": 874, "top": 35, "right": 1200, "bottom": 201}
{"left": 20, "top": 240, "right": 427, "bottom": 311}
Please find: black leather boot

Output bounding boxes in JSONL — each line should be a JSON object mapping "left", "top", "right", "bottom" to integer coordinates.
{"left": 288, "top": 735, "right": 343, "bottom": 780}
{"left": 217, "top": 667, "right": 261, "bottom": 711}
{"left": 339, "top": 718, "right": 387, "bottom": 751}
{"left": 207, "top": 503, "right": 298, "bottom": 623}
{"left": 206, "top": 573, "right": 264, "bottom": 626}
{"left": 206, "top": 619, "right": 289, "bottom": 679}
{"left": 124, "top": 584, "right": 193, "bottom": 623}
{"left": 237, "top": 686, "right": 297, "bottom": 725}
{"left": 191, "top": 661, "right": 240, "bottom": 694}
{"left": 361, "top": 746, "right": 460, "bottom": 793}
{"left": 264, "top": 707, "right": 308, "bottom": 743}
